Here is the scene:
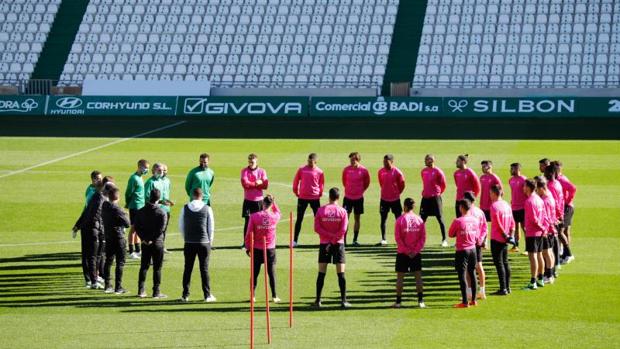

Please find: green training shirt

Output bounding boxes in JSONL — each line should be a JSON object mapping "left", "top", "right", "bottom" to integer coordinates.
{"left": 85, "top": 184, "right": 96, "bottom": 207}
{"left": 185, "top": 166, "right": 215, "bottom": 203}
{"left": 124, "top": 172, "right": 145, "bottom": 210}
{"left": 144, "top": 176, "right": 171, "bottom": 213}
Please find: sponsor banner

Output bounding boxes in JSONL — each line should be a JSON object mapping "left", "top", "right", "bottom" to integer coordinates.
{"left": 178, "top": 96, "right": 307, "bottom": 116}
{"left": 443, "top": 97, "right": 581, "bottom": 116}
{"left": 311, "top": 97, "right": 443, "bottom": 117}
{"left": 0, "top": 96, "right": 46, "bottom": 115}
{"left": 46, "top": 96, "right": 176, "bottom": 116}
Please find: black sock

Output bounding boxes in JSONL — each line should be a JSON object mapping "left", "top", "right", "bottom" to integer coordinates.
{"left": 530, "top": 277, "right": 536, "bottom": 284}
{"left": 564, "top": 246, "right": 572, "bottom": 257}
{"left": 396, "top": 295, "right": 402, "bottom": 304}
{"left": 129, "top": 244, "right": 134, "bottom": 254}
{"left": 537, "top": 274, "right": 543, "bottom": 280}
{"left": 417, "top": 292, "right": 424, "bottom": 303}
{"left": 353, "top": 230, "right": 359, "bottom": 242}
{"left": 544, "top": 268, "right": 551, "bottom": 278}
{"left": 337, "top": 272, "right": 346, "bottom": 302}
{"left": 315, "top": 272, "right": 326, "bottom": 302}
{"left": 135, "top": 244, "right": 141, "bottom": 253}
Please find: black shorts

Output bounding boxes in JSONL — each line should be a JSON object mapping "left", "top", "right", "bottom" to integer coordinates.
{"left": 542, "top": 235, "right": 555, "bottom": 250}
{"left": 526, "top": 236, "right": 543, "bottom": 253}
{"left": 297, "top": 198, "right": 320, "bottom": 215}
{"left": 475, "top": 245, "right": 483, "bottom": 263}
{"left": 395, "top": 253, "right": 422, "bottom": 273}
{"left": 318, "top": 243, "right": 345, "bottom": 264}
{"left": 343, "top": 197, "right": 364, "bottom": 215}
{"left": 129, "top": 209, "right": 139, "bottom": 225}
{"left": 563, "top": 205, "right": 574, "bottom": 226}
{"left": 455, "top": 202, "right": 461, "bottom": 218}
{"left": 420, "top": 196, "right": 443, "bottom": 217}
{"left": 482, "top": 209, "right": 491, "bottom": 222}
{"left": 380, "top": 199, "right": 402, "bottom": 217}
{"left": 253, "top": 248, "right": 276, "bottom": 265}
{"left": 242, "top": 199, "right": 263, "bottom": 218}
{"left": 512, "top": 209, "right": 525, "bottom": 224}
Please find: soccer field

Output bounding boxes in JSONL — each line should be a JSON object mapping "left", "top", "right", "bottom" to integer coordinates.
{"left": 1, "top": 131, "right": 619, "bottom": 348}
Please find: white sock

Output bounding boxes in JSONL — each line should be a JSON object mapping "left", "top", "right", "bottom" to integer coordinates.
{"left": 480, "top": 287, "right": 485, "bottom": 294}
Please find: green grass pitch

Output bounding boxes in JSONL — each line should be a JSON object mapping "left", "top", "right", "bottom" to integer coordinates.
{"left": 1, "top": 131, "right": 619, "bottom": 348}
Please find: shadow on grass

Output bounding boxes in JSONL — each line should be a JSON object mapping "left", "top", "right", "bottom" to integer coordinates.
{"left": 0, "top": 244, "right": 534, "bottom": 311}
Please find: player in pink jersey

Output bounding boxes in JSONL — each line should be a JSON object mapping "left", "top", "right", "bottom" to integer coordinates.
{"left": 313, "top": 188, "right": 350, "bottom": 309}
{"left": 464, "top": 192, "right": 488, "bottom": 300}
{"left": 342, "top": 152, "right": 370, "bottom": 246}
{"left": 392, "top": 198, "right": 426, "bottom": 309}
{"left": 453, "top": 154, "right": 481, "bottom": 218}
{"left": 508, "top": 163, "right": 527, "bottom": 253}
{"left": 534, "top": 177, "right": 558, "bottom": 285}
{"left": 544, "top": 164, "right": 575, "bottom": 267}
{"left": 245, "top": 195, "right": 281, "bottom": 303}
{"left": 479, "top": 160, "right": 502, "bottom": 222}
{"left": 539, "top": 158, "right": 550, "bottom": 174}
{"left": 489, "top": 185, "right": 515, "bottom": 295}
{"left": 378, "top": 154, "right": 405, "bottom": 246}
{"left": 419, "top": 154, "right": 448, "bottom": 247}
{"left": 523, "top": 179, "right": 546, "bottom": 290}
{"left": 292, "top": 153, "right": 325, "bottom": 246}
{"left": 240, "top": 153, "right": 269, "bottom": 246}
{"left": 449, "top": 199, "right": 479, "bottom": 308}
{"left": 555, "top": 160, "right": 577, "bottom": 263}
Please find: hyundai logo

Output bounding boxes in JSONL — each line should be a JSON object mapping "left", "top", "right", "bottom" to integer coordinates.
{"left": 56, "top": 97, "right": 83, "bottom": 109}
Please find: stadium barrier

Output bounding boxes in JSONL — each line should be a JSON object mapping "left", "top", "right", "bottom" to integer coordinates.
{"left": 0, "top": 95, "right": 619, "bottom": 118}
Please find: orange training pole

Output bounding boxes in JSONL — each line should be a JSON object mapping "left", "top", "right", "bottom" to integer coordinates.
{"left": 250, "top": 233, "right": 255, "bottom": 349}
{"left": 289, "top": 211, "right": 294, "bottom": 328}
{"left": 263, "top": 238, "right": 272, "bottom": 344}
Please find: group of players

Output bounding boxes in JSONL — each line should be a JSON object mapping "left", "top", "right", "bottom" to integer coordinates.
{"left": 72, "top": 152, "right": 577, "bottom": 308}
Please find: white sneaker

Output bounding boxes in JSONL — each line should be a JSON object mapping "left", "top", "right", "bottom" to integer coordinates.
{"left": 272, "top": 297, "right": 281, "bottom": 303}
{"left": 104, "top": 287, "right": 114, "bottom": 294}
{"left": 380, "top": 240, "right": 388, "bottom": 246}
{"left": 179, "top": 296, "right": 189, "bottom": 302}
{"left": 91, "top": 282, "right": 104, "bottom": 290}
{"left": 130, "top": 252, "right": 140, "bottom": 259}
{"left": 565, "top": 255, "right": 575, "bottom": 264}
{"left": 418, "top": 302, "right": 426, "bottom": 308}
{"left": 96, "top": 276, "right": 104, "bottom": 283}
{"left": 205, "top": 295, "right": 217, "bottom": 303}
{"left": 84, "top": 281, "right": 92, "bottom": 288}
{"left": 441, "top": 240, "right": 449, "bottom": 248}
{"left": 291, "top": 241, "right": 298, "bottom": 248}
{"left": 391, "top": 302, "right": 402, "bottom": 309}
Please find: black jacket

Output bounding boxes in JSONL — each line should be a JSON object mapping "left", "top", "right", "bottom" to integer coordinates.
{"left": 134, "top": 203, "right": 167, "bottom": 243}
{"left": 102, "top": 201, "right": 130, "bottom": 240}
{"left": 75, "top": 191, "right": 105, "bottom": 237}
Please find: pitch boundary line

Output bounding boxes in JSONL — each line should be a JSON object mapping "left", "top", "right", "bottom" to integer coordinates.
{"left": 0, "top": 120, "right": 187, "bottom": 180}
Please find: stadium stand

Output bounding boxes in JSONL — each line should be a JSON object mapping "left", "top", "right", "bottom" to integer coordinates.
{"left": 58, "top": 0, "right": 398, "bottom": 89}
{"left": 412, "top": 0, "right": 620, "bottom": 89}
{"left": 0, "top": 0, "right": 60, "bottom": 85}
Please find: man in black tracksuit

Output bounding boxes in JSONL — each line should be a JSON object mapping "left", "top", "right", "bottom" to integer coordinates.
{"left": 179, "top": 188, "right": 216, "bottom": 302}
{"left": 73, "top": 181, "right": 105, "bottom": 289}
{"left": 102, "top": 186, "right": 130, "bottom": 294}
{"left": 135, "top": 188, "right": 168, "bottom": 299}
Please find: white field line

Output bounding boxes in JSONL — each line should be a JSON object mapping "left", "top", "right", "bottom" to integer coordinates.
{"left": 0, "top": 121, "right": 187, "bottom": 180}
{"left": 0, "top": 213, "right": 312, "bottom": 248}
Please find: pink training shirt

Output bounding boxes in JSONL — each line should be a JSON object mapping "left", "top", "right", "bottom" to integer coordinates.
{"left": 524, "top": 193, "right": 545, "bottom": 237}
{"left": 421, "top": 166, "right": 447, "bottom": 198}
{"left": 240, "top": 167, "right": 269, "bottom": 201}
{"left": 378, "top": 166, "right": 405, "bottom": 202}
{"left": 509, "top": 175, "right": 527, "bottom": 210}
{"left": 490, "top": 199, "right": 515, "bottom": 243}
{"left": 541, "top": 193, "right": 557, "bottom": 236}
{"left": 448, "top": 215, "right": 480, "bottom": 251}
{"left": 394, "top": 212, "right": 426, "bottom": 255}
{"left": 479, "top": 173, "right": 502, "bottom": 211}
{"left": 293, "top": 165, "right": 324, "bottom": 200}
{"left": 342, "top": 164, "right": 370, "bottom": 200}
{"left": 469, "top": 205, "right": 488, "bottom": 246}
{"left": 314, "top": 203, "right": 348, "bottom": 244}
{"left": 245, "top": 202, "right": 281, "bottom": 250}
{"left": 547, "top": 179, "right": 565, "bottom": 220}
{"left": 454, "top": 168, "right": 481, "bottom": 201}
{"left": 557, "top": 174, "right": 577, "bottom": 207}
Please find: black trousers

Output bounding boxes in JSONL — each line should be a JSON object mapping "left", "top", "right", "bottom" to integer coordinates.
{"left": 81, "top": 230, "right": 99, "bottom": 285}
{"left": 491, "top": 240, "right": 511, "bottom": 291}
{"left": 138, "top": 241, "right": 164, "bottom": 295}
{"left": 455, "top": 248, "right": 477, "bottom": 304}
{"left": 104, "top": 237, "right": 126, "bottom": 290}
{"left": 96, "top": 233, "right": 106, "bottom": 279}
{"left": 182, "top": 242, "right": 212, "bottom": 299}
{"left": 294, "top": 199, "right": 320, "bottom": 242}
{"left": 253, "top": 249, "right": 277, "bottom": 298}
